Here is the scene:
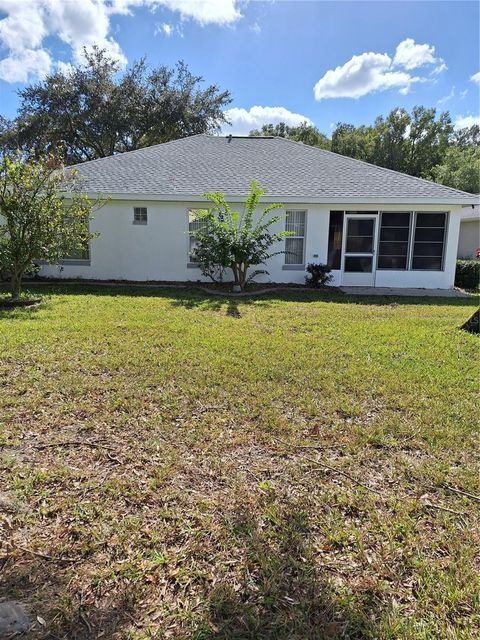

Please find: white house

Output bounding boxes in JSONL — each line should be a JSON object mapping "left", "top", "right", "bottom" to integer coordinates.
{"left": 41, "top": 135, "right": 479, "bottom": 289}
{"left": 458, "top": 204, "right": 479, "bottom": 259}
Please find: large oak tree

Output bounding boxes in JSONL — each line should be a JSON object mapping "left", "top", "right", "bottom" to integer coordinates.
{"left": 2, "top": 48, "right": 231, "bottom": 165}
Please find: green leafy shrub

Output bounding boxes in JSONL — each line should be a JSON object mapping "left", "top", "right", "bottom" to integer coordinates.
{"left": 455, "top": 260, "right": 480, "bottom": 290}
{"left": 305, "top": 263, "right": 333, "bottom": 288}
{"left": 191, "top": 181, "right": 288, "bottom": 291}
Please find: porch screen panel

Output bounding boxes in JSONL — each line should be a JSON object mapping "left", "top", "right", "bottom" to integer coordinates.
{"left": 345, "top": 218, "right": 374, "bottom": 253}
{"left": 327, "top": 211, "right": 344, "bottom": 269}
{"left": 377, "top": 212, "right": 411, "bottom": 270}
{"left": 285, "top": 210, "right": 306, "bottom": 265}
{"left": 411, "top": 213, "right": 447, "bottom": 271}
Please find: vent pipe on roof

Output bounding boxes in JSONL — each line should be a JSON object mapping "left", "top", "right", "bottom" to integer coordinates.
{"left": 227, "top": 134, "right": 232, "bottom": 143}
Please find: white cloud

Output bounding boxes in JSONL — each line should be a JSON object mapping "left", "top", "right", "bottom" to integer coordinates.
{"left": 314, "top": 51, "right": 419, "bottom": 100}
{"left": 222, "top": 106, "right": 312, "bottom": 136}
{"left": 109, "top": 0, "right": 241, "bottom": 25}
{"left": 454, "top": 114, "right": 480, "bottom": 130}
{"left": 393, "top": 38, "right": 436, "bottom": 70}
{"left": 155, "top": 0, "right": 241, "bottom": 26}
{"left": 250, "top": 21, "right": 261, "bottom": 35}
{"left": 431, "top": 61, "right": 447, "bottom": 75}
{"left": 156, "top": 22, "right": 173, "bottom": 36}
{"left": 471, "top": 71, "right": 480, "bottom": 85}
{"left": 398, "top": 85, "right": 412, "bottom": 96}
{"left": 0, "top": 0, "right": 46, "bottom": 52}
{"left": 437, "top": 86, "right": 455, "bottom": 105}
{"left": 154, "top": 21, "right": 184, "bottom": 37}
{"left": 459, "top": 89, "right": 468, "bottom": 99}
{"left": 314, "top": 38, "right": 443, "bottom": 101}
{"left": 0, "top": 0, "right": 242, "bottom": 83}
{"left": 0, "top": 47, "right": 51, "bottom": 83}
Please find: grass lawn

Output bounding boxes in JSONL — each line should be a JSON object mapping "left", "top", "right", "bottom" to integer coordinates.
{"left": 0, "top": 285, "right": 479, "bottom": 639}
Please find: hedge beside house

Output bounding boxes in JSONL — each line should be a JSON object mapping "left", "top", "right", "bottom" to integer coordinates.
{"left": 455, "top": 260, "right": 480, "bottom": 290}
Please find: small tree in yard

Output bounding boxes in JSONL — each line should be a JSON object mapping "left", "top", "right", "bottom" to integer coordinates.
{"left": 0, "top": 154, "right": 98, "bottom": 300}
{"left": 191, "top": 181, "right": 288, "bottom": 290}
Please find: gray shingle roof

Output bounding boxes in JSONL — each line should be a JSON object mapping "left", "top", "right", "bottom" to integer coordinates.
{"left": 72, "top": 134, "right": 477, "bottom": 203}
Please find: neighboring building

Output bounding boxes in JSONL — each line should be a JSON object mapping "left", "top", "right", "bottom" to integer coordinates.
{"left": 458, "top": 204, "right": 480, "bottom": 259}
{"left": 41, "top": 135, "right": 479, "bottom": 289}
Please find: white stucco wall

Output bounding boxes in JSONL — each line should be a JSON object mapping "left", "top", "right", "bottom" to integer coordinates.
{"left": 458, "top": 220, "right": 480, "bottom": 259}
{"left": 38, "top": 200, "right": 464, "bottom": 289}
{"left": 457, "top": 206, "right": 479, "bottom": 259}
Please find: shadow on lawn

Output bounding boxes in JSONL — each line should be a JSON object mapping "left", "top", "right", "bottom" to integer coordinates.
{"left": 166, "top": 289, "right": 477, "bottom": 321}
{"left": 1, "top": 282, "right": 477, "bottom": 324}
{"left": 0, "top": 550, "right": 143, "bottom": 639}
{"left": 0, "top": 305, "right": 43, "bottom": 321}
{"left": 170, "top": 293, "right": 244, "bottom": 317}
{"left": 193, "top": 500, "right": 375, "bottom": 640}
{"left": 2, "top": 499, "right": 378, "bottom": 640}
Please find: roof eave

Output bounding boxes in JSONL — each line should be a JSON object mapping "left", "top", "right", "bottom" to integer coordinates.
{"left": 65, "top": 191, "right": 480, "bottom": 206}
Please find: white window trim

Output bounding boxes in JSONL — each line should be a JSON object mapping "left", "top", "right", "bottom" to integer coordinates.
{"left": 133, "top": 207, "right": 148, "bottom": 225}
{"left": 187, "top": 208, "right": 208, "bottom": 267}
{"left": 409, "top": 211, "right": 449, "bottom": 272}
{"left": 375, "top": 211, "right": 412, "bottom": 272}
{"left": 283, "top": 209, "right": 307, "bottom": 270}
{"left": 59, "top": 258, "right": 91, "bottom": 266}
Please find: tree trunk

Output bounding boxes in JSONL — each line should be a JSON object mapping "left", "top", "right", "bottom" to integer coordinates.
{"left": 231, "top": 263, "right": 240, "bottom": 287}
{"left": 238, "top": 263, "right": 248, "bottom": 291}
{"left": 10, "top": 271, "right": 22, "bottom": 300}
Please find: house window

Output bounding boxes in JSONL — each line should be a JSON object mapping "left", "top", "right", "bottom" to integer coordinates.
{"left": 377, "top": 212, "right": 411, "bottom": 270}
{"left": 133, "top": 207, "right": 148, "bottom": 224}
{"left": 411, "top": 213, "right": 447, "bottom": 270}
{"left": 63, "top": 218, "right": 90, "bottom": 261}
{"left": 188, "top": 210, "right": 208, "bottom": 263}
{"left": 327, "top": 211, "right": 344, "bottom": 269}
{"left": 285, "top": 210, "right": 306, "bottom": 265}
{"left": 64, "top": 244, "right": 90, "bottom": 261}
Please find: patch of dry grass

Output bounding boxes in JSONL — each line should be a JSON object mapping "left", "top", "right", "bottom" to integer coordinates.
{"left": 0, "top": 285, "right": 479, "bottom": 639}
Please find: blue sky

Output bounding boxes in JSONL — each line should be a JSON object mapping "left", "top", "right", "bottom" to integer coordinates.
{"left": 0, "top": 1, "right": 479, "bottom": 135}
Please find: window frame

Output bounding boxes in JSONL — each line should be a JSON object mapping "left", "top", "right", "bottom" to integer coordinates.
{"left": 283, "top": 209, "right": 307, "bottom": 270}
{"left": 409, "top": 211, "right": 448, "bottom": 272}
{"left": 61, "top": 216, "right": 91, "bottom": 265}
{"left": 187, "top": 208, "right": 208, "bottom": 267}
{"left": 375, "top": 211, "right": 449, "bottom": 272}
{"left": 341, "top": 212, "right": 378, "bottom": 276}
{"left": 133, "top": 206, "right": 148, "bottom": 225}
{"left": 375, "top": 211, "right": 413, "bottom": 272}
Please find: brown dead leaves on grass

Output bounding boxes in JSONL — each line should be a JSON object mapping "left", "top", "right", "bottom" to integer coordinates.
{"left": 1, "top": 287, "right": 479, "bottom": 638}
{"left": 1, "top": 420, "right": 479, "bottom": 639}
